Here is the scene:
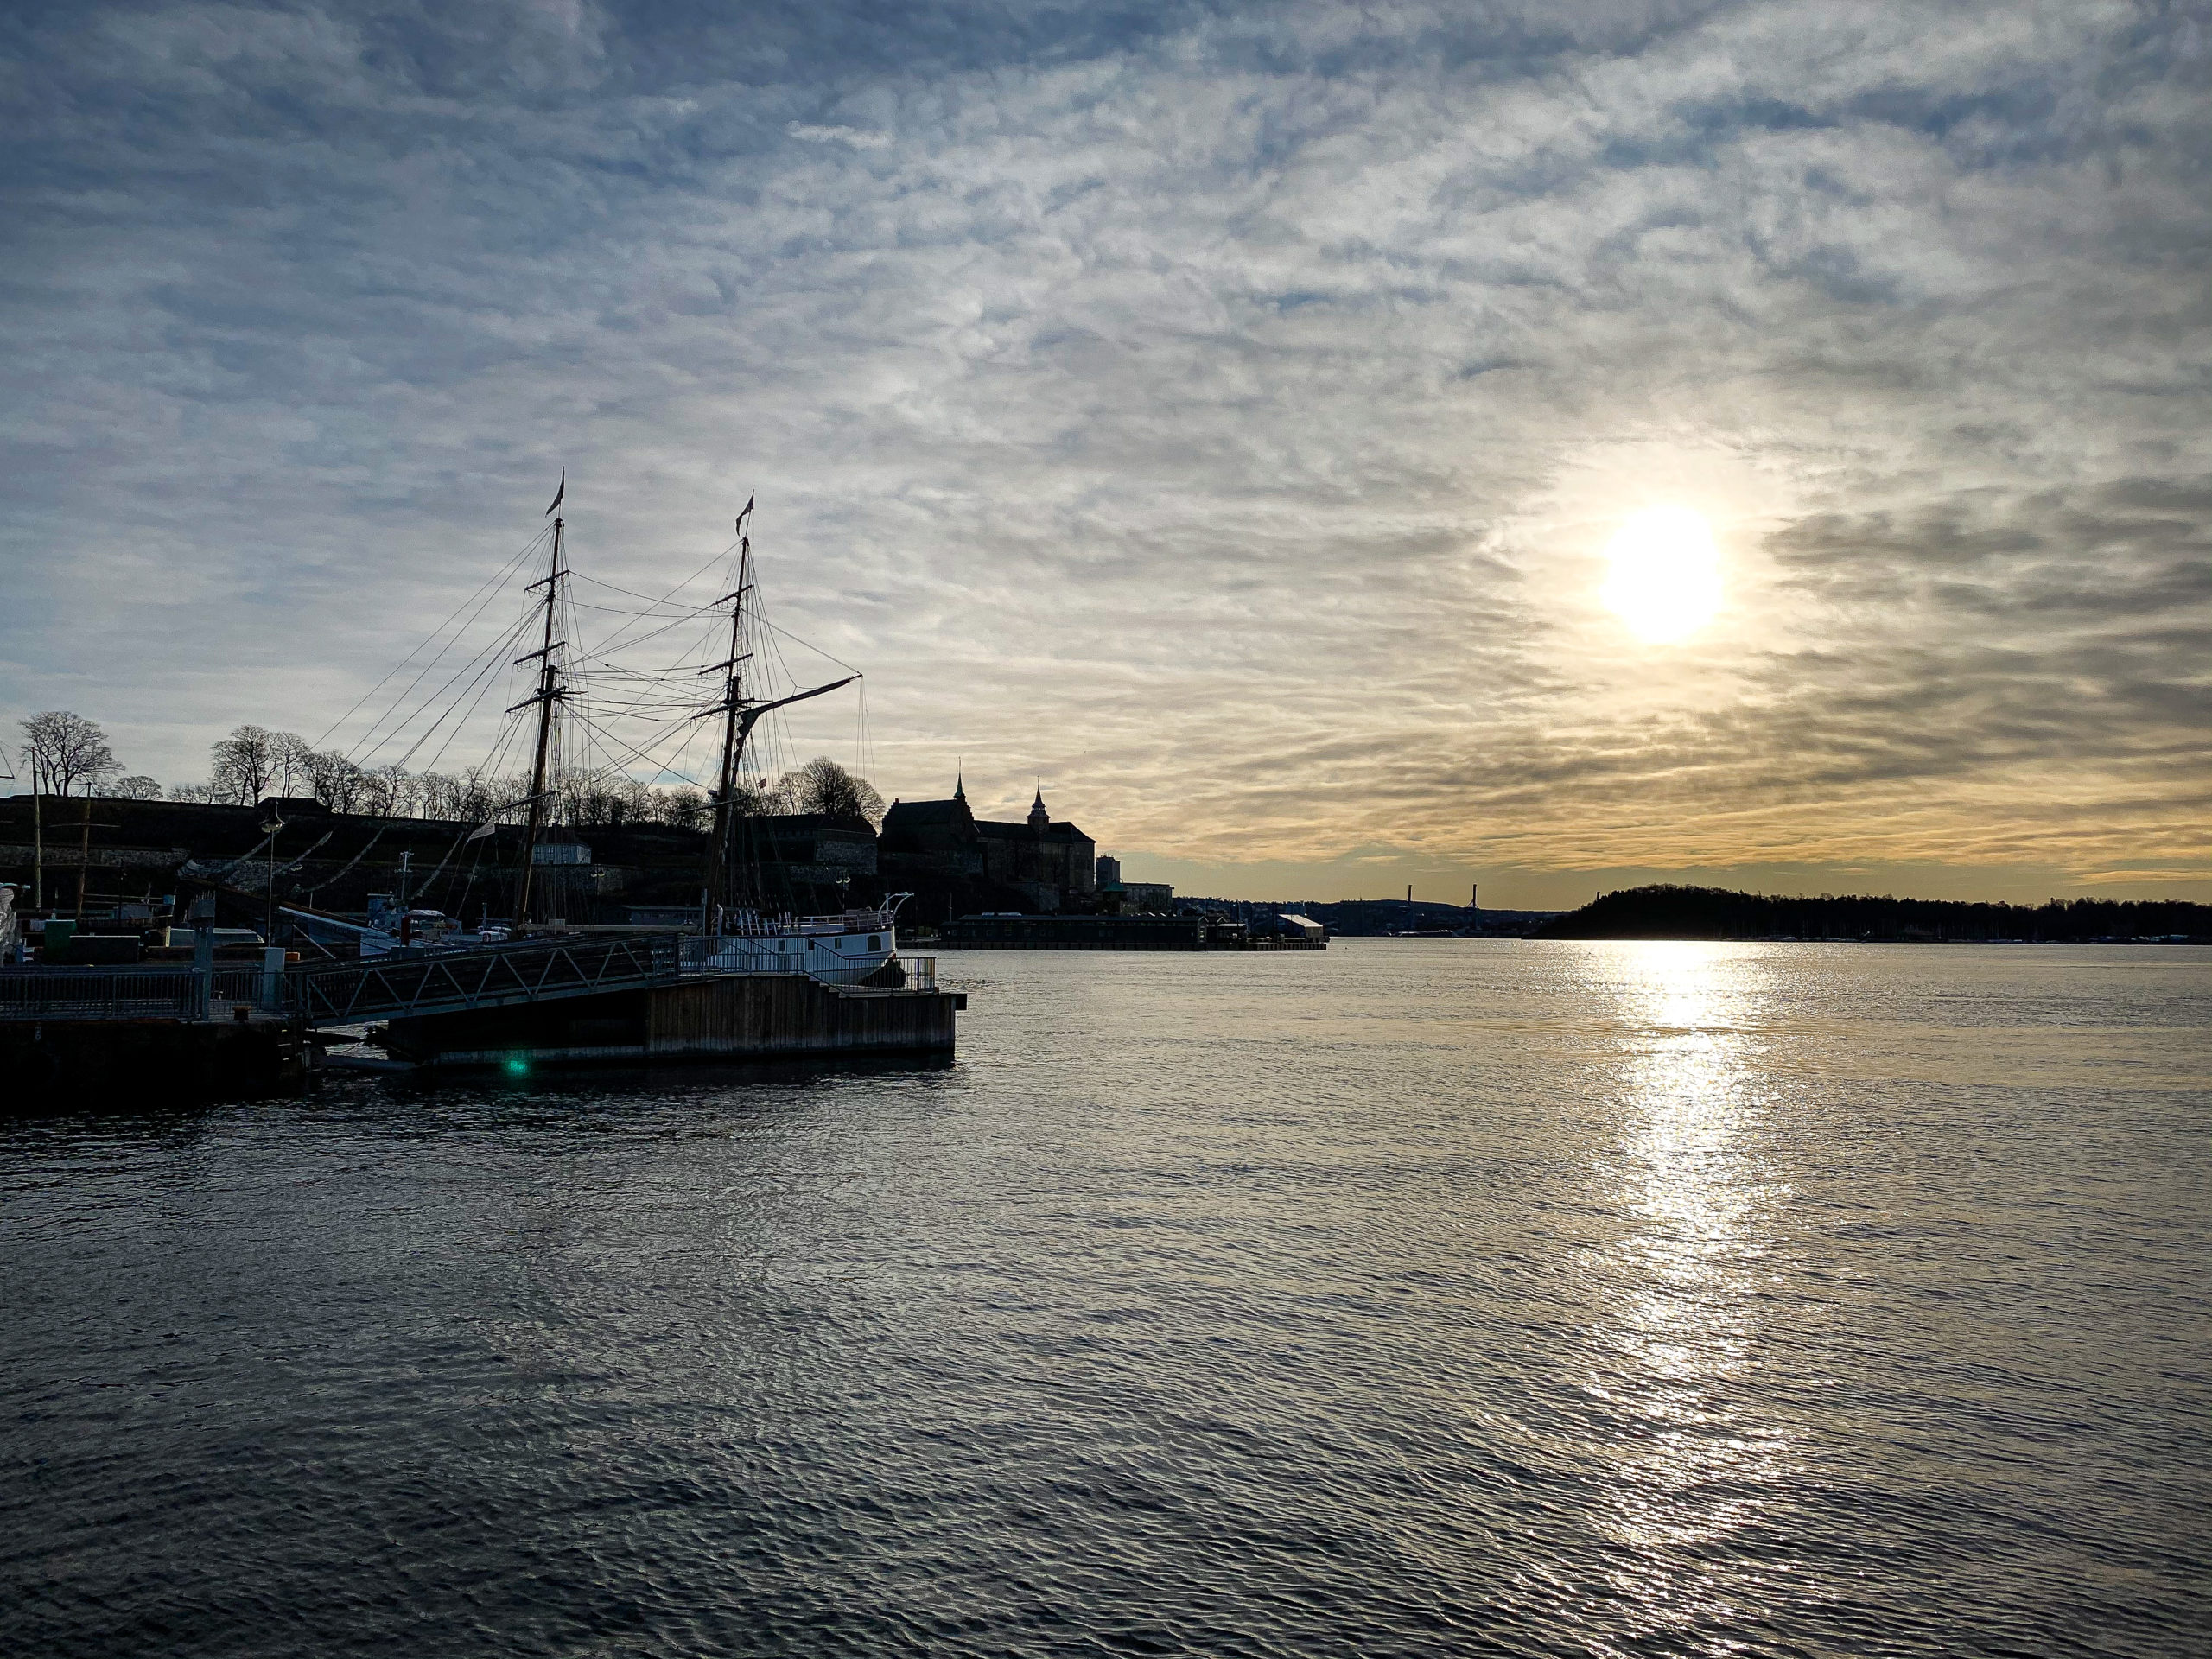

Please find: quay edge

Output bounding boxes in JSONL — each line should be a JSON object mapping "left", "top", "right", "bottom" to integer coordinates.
{"left": 380, "top": 972, "right": 965, "bottom": 1070}
{"left": 2, "top": 1013, "right": 312, "bottom": 1103}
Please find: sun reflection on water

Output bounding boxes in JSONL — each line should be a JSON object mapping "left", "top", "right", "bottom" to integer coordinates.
{"left": 1585, "top": 944, "right": 1802, "bottom": 1621}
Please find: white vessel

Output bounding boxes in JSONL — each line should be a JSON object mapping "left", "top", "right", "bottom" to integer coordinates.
{"left": 282, "top": 898, "right": 511, "bottom": 958}
{"left": 358, "top": 906, "right": 511, "bottom": 958}
{"left": 683, "top": 904, "right": 902, "bottom": 985}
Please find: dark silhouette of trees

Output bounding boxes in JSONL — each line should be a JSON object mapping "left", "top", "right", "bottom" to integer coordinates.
{"left": 18, "top": 711, "right": 121, "bottom": 797}
{"left": 208, "top": 725, "right": 280, "bottom": 804}
{"left": 783, "top": 756, "right": 885, "bottom": 827}
{"left": 1536, "top": 884, "right": 2209, "bottom": 941}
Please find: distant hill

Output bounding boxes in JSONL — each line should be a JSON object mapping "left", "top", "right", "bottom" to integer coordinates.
{"left": 1534, "top": 884, "right": 2210, "bottom": 942}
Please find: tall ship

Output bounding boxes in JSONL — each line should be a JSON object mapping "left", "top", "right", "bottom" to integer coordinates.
{"left": 674, "top": 498, "right": 900, "bottom": 983}
{"left": 307, "top": 484, "right": 901, "bottom": 984}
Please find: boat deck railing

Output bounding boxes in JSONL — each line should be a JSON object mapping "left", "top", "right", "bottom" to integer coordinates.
{"left": 710, "top": 907, "right": 897, "bottom": 938}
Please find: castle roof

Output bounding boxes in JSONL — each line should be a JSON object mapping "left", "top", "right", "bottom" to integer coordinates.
{"left": 883, "top": 798, "right": 972, "bottom": 828}
{"left": 976, "top": 817, "right": 1091, "bottom": 844}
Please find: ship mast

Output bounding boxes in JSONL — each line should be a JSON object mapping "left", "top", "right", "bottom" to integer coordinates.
{"left": 512, "top": 511, "right": 568, "bottom": 928}
{"left": 702, "top": 518, "right": 753, "bottom": 927}
{"left": 697, "top": 499, "right": 857, "bottom": 931}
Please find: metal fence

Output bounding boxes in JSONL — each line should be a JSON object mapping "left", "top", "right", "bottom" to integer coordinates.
{"left": 0, "top": 969, "right": 264, "bottom": 1020}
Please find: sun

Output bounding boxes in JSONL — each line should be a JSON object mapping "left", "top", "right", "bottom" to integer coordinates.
{"left": 1600, "top": 507, "right": 1723, "bottom": 644}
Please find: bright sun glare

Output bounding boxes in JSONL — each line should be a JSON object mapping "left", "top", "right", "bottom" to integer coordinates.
{"left": 1600, "top": 507, "right": 1723, "bottom": 644}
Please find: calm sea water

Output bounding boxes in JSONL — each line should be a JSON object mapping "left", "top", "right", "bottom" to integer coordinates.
{"left": 3, "top": 941, "right": 2207, "bottom": 1657}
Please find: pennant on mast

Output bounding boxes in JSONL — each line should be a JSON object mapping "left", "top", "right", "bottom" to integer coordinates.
{"left": 546, "top": 470, "right": 565, "bottom": 516}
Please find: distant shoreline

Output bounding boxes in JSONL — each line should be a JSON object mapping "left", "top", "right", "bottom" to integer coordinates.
{"left": 1534, "top": 884, "right": 2208, "bottom": 944}
{"left": 1171, "top": 885, "right": 2209, "bottom": 944}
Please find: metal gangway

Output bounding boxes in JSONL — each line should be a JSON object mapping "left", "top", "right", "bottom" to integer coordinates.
{"left": 287, "top": 932, "right": 684, "bottom": 1027}
{"left": 1, "top": 931, "right": 919, "bottom": 1031}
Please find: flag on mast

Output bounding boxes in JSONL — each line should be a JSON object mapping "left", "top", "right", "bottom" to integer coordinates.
{"left": 546, "top": 469, "right": 565, "bottom": 516}
{"left": 735, "top": 492, "right": 754, "bottom": 535}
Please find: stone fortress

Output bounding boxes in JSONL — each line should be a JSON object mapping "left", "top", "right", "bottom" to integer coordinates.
{"left": 879, "top": 776, "right": 1104, "bottom": 920}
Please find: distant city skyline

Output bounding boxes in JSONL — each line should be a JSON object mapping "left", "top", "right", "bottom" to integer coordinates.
{"left": 4, "top": 2, "right": 2206, "bottom": 908}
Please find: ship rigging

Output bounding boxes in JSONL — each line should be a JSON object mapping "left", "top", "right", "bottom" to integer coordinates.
{"left": 301, "top": 482, "right": 899, "bottom": 983}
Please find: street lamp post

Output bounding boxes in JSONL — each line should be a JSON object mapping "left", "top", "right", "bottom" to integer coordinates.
{"left": 261, "top": 807, "right": 285, "bottom": 945}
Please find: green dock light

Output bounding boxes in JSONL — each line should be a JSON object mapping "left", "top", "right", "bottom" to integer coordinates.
{"left": 505, "top": 1055, "right": 530, "bottom": 1077}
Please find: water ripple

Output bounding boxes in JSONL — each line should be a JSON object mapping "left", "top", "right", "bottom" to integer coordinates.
{"left": 1, "top": 942, "right": 2207, "bottom": 1656}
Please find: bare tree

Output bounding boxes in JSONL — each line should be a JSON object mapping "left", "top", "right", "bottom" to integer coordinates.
{"left": 453, "top": 767, "right": 499, "bottom": 826}
{"left": 305, "top": 749, "right": 366, "bottom": 812}
{"left": 271, "top": 731, "right": 316, "bottom": 798}
{"left": 652, "top": 786, "right": 709, "bottom": 830}
{"left": 556, "top": 772, "right": 655, "bottom": 828}
{"left": 209, "top": 725, "right": 280, "bottom": 804}
{"left": 356, "top": 767, "right": 392, "bottom": 817}
{"left": 783, "top": 756, "right": 885, "bottom": 827}
{"left": 352, "top": 764, "right": 416, "bottom": 817}
{"left": 105, "top": 775, "right": 162, "bottom": 800}
{"left": 378, "top": 765, "right": 418, "bottom": 817}
{"left": 551, "top": 766, "right": 600, "bottom": 827}
{"left": 414, "top": 772, "right": 451, "bottom": 820}
{"left": 20, "top": 711, "right": 121, "bottom": 797}
{"left": 720, "top": 774, "right": 791, "bottom": 819}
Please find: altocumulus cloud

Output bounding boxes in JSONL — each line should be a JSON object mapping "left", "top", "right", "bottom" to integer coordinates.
{"left": 787, "top": 122, "right": 892, "bottom": 149}
{"left": 1, "top": 0, "right": 2205, "bottom": 900}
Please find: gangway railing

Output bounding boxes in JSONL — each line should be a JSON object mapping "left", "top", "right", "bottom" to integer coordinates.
{"left": 287, "top": 933, "right": 683, "bottom": 1027}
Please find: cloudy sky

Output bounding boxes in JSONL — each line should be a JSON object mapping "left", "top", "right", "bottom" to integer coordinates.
{"left": 3, "top": 0, "right": 2206, "bottom": 906}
